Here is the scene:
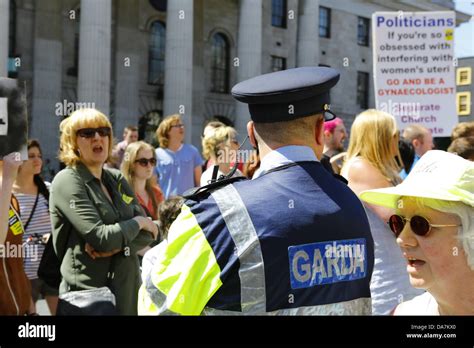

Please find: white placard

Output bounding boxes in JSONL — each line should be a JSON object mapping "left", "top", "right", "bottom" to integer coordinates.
{"left": 372, "top": 11, "right": 457, "bottom": 137}
{"left": 0, "top": 98, "right": 7, "bottom": 136}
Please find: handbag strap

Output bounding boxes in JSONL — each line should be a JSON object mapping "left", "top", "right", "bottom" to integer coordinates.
{"left": 23, "top": 190, "right": 40, "bottom": 231}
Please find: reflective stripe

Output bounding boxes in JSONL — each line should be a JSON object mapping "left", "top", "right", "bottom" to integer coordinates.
{"left": 211, "top": 184, "right": 266, "bottom": 313}
{"left": 142, "top": 271, "right": 177, "bottom": 315}
{"left": 139, "top": 205, "right": 223, "bottom": 315}
{"left": 203, "top": 297, "right": 372, "bottom": 316}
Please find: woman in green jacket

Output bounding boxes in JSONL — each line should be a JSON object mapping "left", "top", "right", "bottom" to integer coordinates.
{"left": 50, "top": 108, "right": 157, "bottom": 315}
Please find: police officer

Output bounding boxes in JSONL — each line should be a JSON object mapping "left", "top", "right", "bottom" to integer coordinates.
{"left": 138, "top": 67, "right": 374, "bottom": 315}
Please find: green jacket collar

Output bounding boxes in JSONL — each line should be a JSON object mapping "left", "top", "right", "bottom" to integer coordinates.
{"left": 75, "top": 162, "right": 105, "bottom": 184}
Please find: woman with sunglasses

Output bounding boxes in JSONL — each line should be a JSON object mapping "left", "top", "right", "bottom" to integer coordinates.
{"left": 341, "top": 109, "right": 423, "bottom": 314}
{"left": 121, "top": 141, "right": 164, "bottom": 221}
{"left": 50, "top": 109, "right": 158, "bottom": 315}
{"left": 361, "top": 150, "right": 474, "bottom": 315}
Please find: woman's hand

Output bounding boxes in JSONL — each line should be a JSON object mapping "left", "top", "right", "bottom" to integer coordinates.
{"left": 85, "top": 243, "right": 121, "bottom": 260}
{"left": 134, "top": 216, "right": 159, "bottom": 240}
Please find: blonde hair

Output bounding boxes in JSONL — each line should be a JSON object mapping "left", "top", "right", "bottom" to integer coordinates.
{"left": 121, "top": 141, "right": 159, "bottom": 215}
{"left": 344, "top": 109, "right": 401, "bottom": 184}
{"left": 202, "top": 126, "right": 237, "bottom": 161}
{"left": 202, "top": 121, "right": 225, "bottom": 160}
{"left": 58, "top": 108, "right": 113, "bottom": 167}
{"left": 156, "top": 114, "right": 182, "bottom": 148}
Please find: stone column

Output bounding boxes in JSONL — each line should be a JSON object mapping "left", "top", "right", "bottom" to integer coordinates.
{"left": 296, "top": 0, "right": 320, "bottom": 67}
{"left": 163, "top": 0, "right": 194, "bottom": 144}
{"left": 235, "top": 0, "right": 262, "bottom": 137}
{"left": 0, "top": 0, "right": 9, "bottom": 76}
{"left": 77, "top": 0, "right": 111, "bottom": 115}
{"left": 114, "top": 0, "right": 140, "bottom": 135}
{"left": 30, "top": 0, "right": 62, "bottom": 172}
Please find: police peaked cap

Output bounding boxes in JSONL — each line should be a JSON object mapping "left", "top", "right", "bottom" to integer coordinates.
{"left": 231, "top": 67, "right": 340, "bottom": 123}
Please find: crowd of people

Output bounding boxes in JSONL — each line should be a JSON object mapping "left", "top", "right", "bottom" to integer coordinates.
{"left": 1, "top": 72, "right": 473, "bottom": 316}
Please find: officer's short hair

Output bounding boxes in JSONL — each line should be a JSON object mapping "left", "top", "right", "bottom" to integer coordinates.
{"left": 254, "top": 113, "right": 324, "bottom": 145}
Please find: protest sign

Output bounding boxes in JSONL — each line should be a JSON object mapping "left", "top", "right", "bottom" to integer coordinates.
{"left": 372, "top": 11, "right": 457, "bottom": 136}
{"left": 0, "top": 78, "right": 28, "bottom": 159}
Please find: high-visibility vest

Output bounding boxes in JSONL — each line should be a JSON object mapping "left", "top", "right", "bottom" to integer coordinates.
{"left": 139, "top": 161, "right": 374, "bottom": 315}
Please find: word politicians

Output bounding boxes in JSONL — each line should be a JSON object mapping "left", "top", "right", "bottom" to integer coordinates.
{"left": 377, "top": 15, "right": 454, "bottom": 28}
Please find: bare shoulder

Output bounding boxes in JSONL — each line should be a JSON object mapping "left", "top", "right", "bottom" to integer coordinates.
{"left": 344, "top": 158, "right": 391, "bottom": 195}
{"left": 346, "top": 158, "right": 381, "bottom": 181}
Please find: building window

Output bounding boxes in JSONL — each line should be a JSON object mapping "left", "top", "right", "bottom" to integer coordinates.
{"left": 457, "top": 92, "right": 471, "bottom": 116}
{"left": 139, "top": 109, "right": 162, "bottom": 148}
{"left": 149, "top": 0, "right": 167, "bottom": 12}
{"left": 8, "top": 0, "right": 15, "bottom": 56}
{"left": 319, "top": 6, "right": 331, "bottom": 38}
{"left": 457, "top": 67, "right": 472, "bottom": 86}
{"left": 211, "top": 33, "right": 230, "bottom": 94}
{"left": 148, "top": 21, "right": 166, "bottom": 89}
{"left": 8, "top": 0, "right": 17, "bottom": 78}
{"left": 272, "top": 0, "right": 287, "bottom": 28}
{"left": 271, "top": 56, "right": 286, "bottom": 72}
{"left": 357, "top": 72, "right": 369, "bottom": 109}
{"left": 357, "top": 17, "right": 370, "bottom": 46}
{"left": 67, "top": 8, "right": 80, "bottom": 77}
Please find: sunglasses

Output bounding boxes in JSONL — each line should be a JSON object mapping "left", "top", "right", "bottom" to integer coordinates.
{"left": 171, "top": 124, "right": 185, "bottom": 129}
{"left": 135, "top": 158, "right": 157, "bottom": 167}
{"left": 388, "top": 214, "right": 460, "bottom": 238}
{"left": 76, "top": 127, "right": 111, "bottom": 139}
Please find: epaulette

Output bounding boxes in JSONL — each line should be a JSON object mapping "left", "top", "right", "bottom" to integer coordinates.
{"left": 183, "top": 176, "right": 248, "bottom": 200}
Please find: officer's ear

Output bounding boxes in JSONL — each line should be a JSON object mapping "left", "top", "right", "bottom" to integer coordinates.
{"left": 247, "top": 121, "right": 257, "bottom": 149}
{"left": 315, "top": 115, "right": 325, "bottom": 147}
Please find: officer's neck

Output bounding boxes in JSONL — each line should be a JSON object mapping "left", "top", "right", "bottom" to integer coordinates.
{"left": 259, "top": 142, "right": 319, "bottom": 161}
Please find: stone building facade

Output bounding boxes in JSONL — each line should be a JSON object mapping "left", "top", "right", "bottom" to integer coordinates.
{"left": 0, "top": 0, "right": 468, "bottom": 170}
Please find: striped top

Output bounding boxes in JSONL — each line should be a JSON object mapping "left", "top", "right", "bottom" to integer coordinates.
{"left": 16, "top": 186, "right": 51, "bottom": 280}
